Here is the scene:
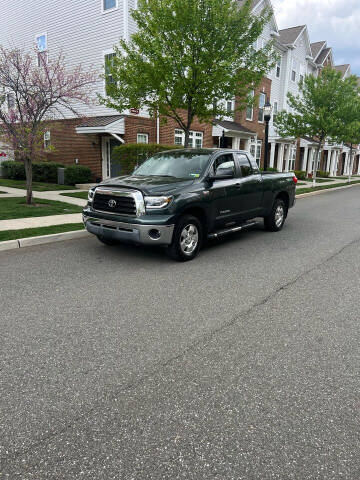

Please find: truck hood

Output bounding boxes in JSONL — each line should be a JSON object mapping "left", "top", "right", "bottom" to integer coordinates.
{"left": 98, "top": 175, "right": 195, "bottom": 195}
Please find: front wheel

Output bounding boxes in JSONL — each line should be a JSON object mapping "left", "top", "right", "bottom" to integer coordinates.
{"left": 167, "top": 215, "right": 203, "bottom": 261}
{"left": 264, "top": 198, "right": 287, "bottom": 232}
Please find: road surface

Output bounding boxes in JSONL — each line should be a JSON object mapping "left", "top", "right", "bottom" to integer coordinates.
{"left": 1, "top": 187, "right": 360, "bottom": 479}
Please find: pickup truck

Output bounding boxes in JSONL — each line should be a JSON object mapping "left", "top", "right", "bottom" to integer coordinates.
{"left": 83, "top": 148, "right": 297, "bottom": 261}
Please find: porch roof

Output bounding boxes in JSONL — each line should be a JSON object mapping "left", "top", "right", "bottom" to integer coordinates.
{"left": 213, "top": 120, "right": 256, "bottom": 136}
{"left": 76, "top": 115, "right": 125, "bottom": 135}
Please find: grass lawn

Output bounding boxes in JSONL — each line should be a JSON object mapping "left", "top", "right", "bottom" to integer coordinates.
{"left": 314, "top": 178, "right": 334, "bottom": 183}
{"left": 296, "top": 180, "right": 360, "bottom": 195}
{"left": 0, "top": 178, "right": 75, "bottom": 191}
{"left": 0, "top": 223, "right": 84, "bottom": 242}
{"left": 61, "top": 191, "right": 88, "bottom": 200}
{"left": 0, "top": 197, "right": 83, "bottom": 220}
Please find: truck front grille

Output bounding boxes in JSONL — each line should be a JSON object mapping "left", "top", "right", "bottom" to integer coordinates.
{"left": 93, "top": 193, "right": 137, "bottom": 216}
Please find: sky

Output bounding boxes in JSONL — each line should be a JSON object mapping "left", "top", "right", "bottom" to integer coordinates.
{"left": 271, "top": 0, "right": 360, "bottom": 76}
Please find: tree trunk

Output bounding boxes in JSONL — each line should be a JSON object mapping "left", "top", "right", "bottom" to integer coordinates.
{"left": 348, "top": 145, "right": 353, "bottom": 183}
{"left": 312, "top": 141, "right": 322, "bottom": 187}
{"left": 184, "top": 129, "right": 190, "bottom": 148}
{"left": 24, "top": 158, "right": 33, "bottom": 205}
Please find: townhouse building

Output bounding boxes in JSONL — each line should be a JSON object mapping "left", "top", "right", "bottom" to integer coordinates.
{"left": 1, "top": 0, "right": 359, "bottom": 179}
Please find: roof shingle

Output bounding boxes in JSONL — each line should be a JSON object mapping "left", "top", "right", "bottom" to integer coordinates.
{"left": 310, "top": 41, "right": 326, "bottom": 60}
{"left": 214, "top": 120, "right": 256, "bottom": 135}
{"left": 77, "top": 115, "right": 124, "bottom": 128}
{"left": 278, "top": 25, "right": 305, "bottom": 46}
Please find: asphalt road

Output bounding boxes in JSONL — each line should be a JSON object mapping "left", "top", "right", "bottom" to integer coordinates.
{"left": 1, "top": 187, "right": 360, "bottom": 479}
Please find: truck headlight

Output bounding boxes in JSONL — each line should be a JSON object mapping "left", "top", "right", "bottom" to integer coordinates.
{"left": 144, "top": 196, "right": 173, "bottom": 209}
{"left": 88, "top": 189, "right": 95, "bottom": 203}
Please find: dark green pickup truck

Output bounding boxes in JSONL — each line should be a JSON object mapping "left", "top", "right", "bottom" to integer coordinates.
{"left": 83, "top": 148, "right": 297, "bottom": 261}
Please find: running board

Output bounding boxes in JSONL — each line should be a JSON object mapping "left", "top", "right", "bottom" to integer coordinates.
{"left": 208, "top": 221, "right": 258, "bottom": 239}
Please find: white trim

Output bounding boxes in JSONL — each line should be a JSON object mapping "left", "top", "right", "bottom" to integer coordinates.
{"left": 111, "top": 133, "right": 125, "bottom": 143}
{"left": 137, "top": 133, "right": 149, "bottom": 144}
{"left": 101, "top": 0, "right": 118, "bottom": 14}
{"left": 76, "top": 117, "right": 125, "bottom": 135}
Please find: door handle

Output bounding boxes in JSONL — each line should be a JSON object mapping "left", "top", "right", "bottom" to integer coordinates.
{"left": 235, "top": 183, "right": 242, "bottom": 189}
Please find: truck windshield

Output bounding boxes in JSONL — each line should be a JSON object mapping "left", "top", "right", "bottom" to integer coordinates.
{"left": 133, "top": 151, "right": 210, "bottom": 179}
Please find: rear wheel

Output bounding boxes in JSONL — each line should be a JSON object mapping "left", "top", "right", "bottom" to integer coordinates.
{"left": 167, "top": 215, "right": 203, "bottom": 261}
{"left": 264, "top": 198, "right": 287, "bottom": 232}
{"left": 97, "top": 235, "right": 119, "bottom": 246}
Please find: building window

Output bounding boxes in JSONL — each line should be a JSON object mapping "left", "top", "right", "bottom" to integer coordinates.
{"left": 6, "top": 92, "right": 15, "bottom": 109}
{"left": 226, "top": 101, "right": 233, "bottom": 115}
{"left": 103, "top": 0, "right": 118, "bottom": 13}
{"left": 137, "top": 133, "right": 149, "bottom": 144}
{"left": 291, "top": 59, "right": 297, "bottom": 82}
{"left": 258, "top": 93, "right": 266, "bottom": 122}
{"left": 289, "top": 146, "right": 296, "bottom": 171}
{"left": 44, "top": 131, "right": 51, "bottom": 149}
{"left": 174, "top": 129, "right": 203, "bottom": 148}
{"left": 104, "top": 52, "right": 116, "bottom": 93}
{"left": 246, "top": 90, "right": 254, "bottom": 121}
{"left": 275, "top": 59, "right": 281, "bottom": 78}
{"left": 36, "top": 34, "right": 48, "bottom": 66}
{"left": 250, "top": 139, "right": 262, "bottom": 166}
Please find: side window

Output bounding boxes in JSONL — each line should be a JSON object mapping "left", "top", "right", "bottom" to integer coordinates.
{"left": 213, "top": 154, "right": 235, "bottom": 177}
{"left": 236, "top": 154, "right": 253, "bottom": 177}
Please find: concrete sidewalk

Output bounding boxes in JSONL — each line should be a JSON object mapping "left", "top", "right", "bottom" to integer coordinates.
{"left": 0, "top": 213, "right": 83, "bottom": 231}
{"left": 0, "top": 186, "right": 87, "bottom": 207}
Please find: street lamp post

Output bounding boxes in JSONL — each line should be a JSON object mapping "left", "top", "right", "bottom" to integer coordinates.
{"left": 263, "top": 98, "right": 273, "bottom": 171}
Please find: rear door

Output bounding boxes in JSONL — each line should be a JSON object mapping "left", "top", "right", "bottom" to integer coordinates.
{"left": 233, "top": 153, "right": 263, "bottom": 218}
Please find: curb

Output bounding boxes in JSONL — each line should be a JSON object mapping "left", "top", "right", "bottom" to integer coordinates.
{"left": 296, "top": 182, "right": 360, "bottom": 199}
{"left": 0, "top": 230, "right": 90, "bottom": 253}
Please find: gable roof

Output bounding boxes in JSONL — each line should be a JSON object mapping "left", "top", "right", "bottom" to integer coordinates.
{"left": 214, "top": 120, "right": 256, "bottom": 135}
{"left": 316, "top": 47, "right": 332, "bottom": 66}
{"left": 334, "top": 64, "right": 351, "bottom": 78}
{"left": 311, "top": 41, "right": 326, "bottom": 60}
{"left": 278, "top": 25, "right": 306, "bottom": 46}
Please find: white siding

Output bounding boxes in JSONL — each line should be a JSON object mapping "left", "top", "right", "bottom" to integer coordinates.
{"left": 0, "top": 0, "right": 141, "bottom": 118}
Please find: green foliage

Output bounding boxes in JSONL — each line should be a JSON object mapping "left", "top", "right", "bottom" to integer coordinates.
{"left": 275, "top": 68, "right": 360, "bottom": 146}
{"left": 100, "top": 0, "right": 277, "bottom": 144}
{"left": 1, "top": 161, "right": 64, "bottom": 182}
{"left": 112, "top": 143, "right": 182, "bottom": 175}
{"left": 260, "top": 166, "right": 278, "bottom": 172}
{"left": 64, "top": 165, "right": 92, "bottom": 185}
{"left": 1, "top": 160, "right": 25, "bottom": 179}
{"left": 316, "top": 170, "right": 329, "bottom": 178}
{"left": 294, "top": 170, "right": 307, "bottom": 180}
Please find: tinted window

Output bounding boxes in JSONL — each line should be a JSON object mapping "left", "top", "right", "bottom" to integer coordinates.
{"left": 236, "top": 154, "right": 253, "bottom": 177}
{"left": 213, "top": 154, "right": 235, "bottom": 177}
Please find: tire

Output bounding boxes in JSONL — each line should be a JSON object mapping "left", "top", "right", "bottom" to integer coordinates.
{"left": 97, "top": 235, "right": 119, "bottom": 246}
{"left": 264, "top": 198, "right": 287, "bottom": 232}
{"left": 167, "top": 215, "right": 203, "bottom": 261}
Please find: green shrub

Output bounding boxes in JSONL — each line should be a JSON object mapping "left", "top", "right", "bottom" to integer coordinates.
{"left": 1, "top": 161, "right": 26, "bottom": 180}
{"left": 33, "top": 162, "right": 64, "bottom": 183}
{"left": 112, "top": 143, "right": 182, "bottom": 175}
{"left": 294, "top": 170, "right": 307, "bottom": 180}
{"left": 260, "top": 166, "right": 278, "bottom": 172}
{"left": 317, "top": 170, "right": 329, "bottom": 178}
{"left": 64, "top": 165, "right": 92, "bottom": 185}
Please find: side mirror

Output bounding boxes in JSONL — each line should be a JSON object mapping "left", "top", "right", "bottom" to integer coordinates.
{"left": 208, "top": 169, "right": 235, "bottom": 181}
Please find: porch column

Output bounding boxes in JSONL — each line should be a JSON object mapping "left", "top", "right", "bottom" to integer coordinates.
{"left": 325, "top": 151, "right": 331, "bottom": 173}
{"left": 232, "top": 137, "right": 240, "bottom": 149}
{"left": 335, "top": 151, "right": 340, "bottom": 176}
{"left": 307, "top": 148, "right": 314, "bottom": 174}
{"left": 329, "top": 150, "right": 336, "bottom": 177}
{"left": 357, "top": 155, "right": 360, "bottom": 174}
{"left": 277, "top": 143, "right": 284, "bottom": 172}
{"left": 301, "top": 146, "right": 309, "bottom": 171}
{"left": 284, "top": 144, "right": 291, "bottom": 172}
{"left": 344, "top": 151, "right": 350, "bottom": 175}
{"left": 269, "top": 142, "right": 276, "bottom": 168}
{"left": 243, "top": 138, "right": 251, "bottom": 152}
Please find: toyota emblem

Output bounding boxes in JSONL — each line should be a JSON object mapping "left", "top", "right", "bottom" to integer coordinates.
{"left": 108, "top": 199, "right": 117, "bottom": 208}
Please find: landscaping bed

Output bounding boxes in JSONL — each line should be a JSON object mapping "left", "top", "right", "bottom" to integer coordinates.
{"left": 0, "top": 178, "right": 74, "bottom": 191}
{"left": 0, "top": 223, "right": 84, "bottom": 242}
{"left": 0, "top": 197, "right": 83, "bottom": 220}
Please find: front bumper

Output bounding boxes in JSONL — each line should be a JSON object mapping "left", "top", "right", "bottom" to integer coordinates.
{"left": 83, "top": 214, "right": 174, "bottom": 246}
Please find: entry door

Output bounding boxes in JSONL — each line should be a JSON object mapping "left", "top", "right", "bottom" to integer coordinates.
{"left": 102, "top": 137, "right": 122, "bottom": 179}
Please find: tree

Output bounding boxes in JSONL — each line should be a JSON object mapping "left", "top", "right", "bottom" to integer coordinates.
{"left": 100, "top": 0, "right": 277, "bottom": 147}
{"left": 337, "top": 118, "right": 360, "bottom": 183}
{"left": 0, "top": 47, "right": 96, "bottom": 204}
{"left": 275, "top": 67, "right": 360, "bottom": 185}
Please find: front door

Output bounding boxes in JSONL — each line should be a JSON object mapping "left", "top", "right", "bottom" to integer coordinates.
{"left": 102, "top": 137, "right": 122, "bottom": 179}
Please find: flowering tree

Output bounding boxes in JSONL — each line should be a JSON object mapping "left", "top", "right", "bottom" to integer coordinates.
{"left": 0, "top": 47, "right": 96, "bottom": 204}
